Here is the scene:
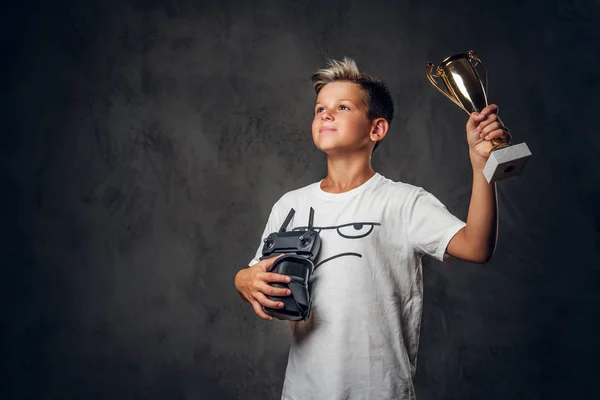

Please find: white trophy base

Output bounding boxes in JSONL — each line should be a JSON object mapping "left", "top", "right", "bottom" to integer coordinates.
{"left": 483, "top": 142, "right": 532, "bottom": 183}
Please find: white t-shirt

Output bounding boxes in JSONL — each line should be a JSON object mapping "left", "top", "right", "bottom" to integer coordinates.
{"left": 249, "top": 173, "right": 466, "bottom": 400}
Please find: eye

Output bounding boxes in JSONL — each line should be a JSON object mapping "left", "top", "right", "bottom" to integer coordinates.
{"left": 315, "top": 106, "right": 325, "bottom": 114}
{"left": 339, "top": 105, "right": 350, "bottom": 111}
{"left": 336, "top": 222, "right": 378, "bottom": 239}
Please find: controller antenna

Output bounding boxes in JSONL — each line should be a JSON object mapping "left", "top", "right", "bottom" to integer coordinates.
{"left": 279, "top": 208, "right": 295, "bottom": 232}
{"left": 308, "top": 207, "right": 315, "bottom": 230}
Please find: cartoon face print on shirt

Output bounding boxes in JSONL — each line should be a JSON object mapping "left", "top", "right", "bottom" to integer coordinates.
{"left": 293, "top": 220, "right": 381, "bottom": 269}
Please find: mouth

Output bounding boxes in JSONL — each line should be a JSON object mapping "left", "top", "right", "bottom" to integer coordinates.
{"left": 319, "top": 127, "right": 337, "bottom": 133}
{"left": 315, "top": 252, "right": 361, "bottom": 268}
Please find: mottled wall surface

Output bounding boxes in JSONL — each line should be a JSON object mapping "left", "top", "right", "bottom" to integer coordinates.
{"left": 2, "top": 0, "right": 599, "bottom": 399}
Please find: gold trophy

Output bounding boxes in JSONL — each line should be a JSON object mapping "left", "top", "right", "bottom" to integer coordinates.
{"left": 426, "top": 50, "right": 532, "bottom": 183}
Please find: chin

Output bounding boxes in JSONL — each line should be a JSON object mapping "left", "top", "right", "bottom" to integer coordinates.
{"left": 315, "top": 145, "right": 352, "bottom": 157}
{"left": 314, "top": 139, "right": 340, "bottom": 153}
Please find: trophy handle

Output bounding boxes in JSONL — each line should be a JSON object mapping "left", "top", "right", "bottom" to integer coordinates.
{"left": 425, "top": 62, "right": 468, "bottom": 112}
{"left": 467, "top": 50, "right": 488, "bottom": 95}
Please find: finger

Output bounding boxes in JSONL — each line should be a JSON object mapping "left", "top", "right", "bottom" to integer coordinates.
{"left": 480, "top": 121, "right": 502, "bottom": 136}
{"left": 470, "top": 111, "right": 487, "bottom": 121}
{"left": 481, "top": 104, "right": 499, "bottom": 116}
{"left": 469, "top": 112, "right": 487, "bottom": 127}
{"left": 260, "top": 281, "right": 292, "bottom": 297}
{"left": 483, "top": 129, "right": 509, "bottom": 141}
{"left": 251, "top": 300, "right": 273, "bottom": 320}
{"left": 255, "top": 292, "right": 286, "bottom": 310}
{"left": 475, "top": 113, "right": 499, "bottom": 132}
{"left": 467, "top": 112, "right": 486, "bottom": 132}
{"left": 263, "top": 271, "right": 292, "bottom": 284}
{"left": 473, "top": 105, "right": 499, "bottom": 126}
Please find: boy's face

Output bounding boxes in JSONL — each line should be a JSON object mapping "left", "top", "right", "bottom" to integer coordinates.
{"left": 312, "top": 81, "right": 374, "bottom": 155}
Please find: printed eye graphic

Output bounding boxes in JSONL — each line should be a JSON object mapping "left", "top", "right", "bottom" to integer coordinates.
{"left": 336, "top": 222, "right": 379, "bottom": 239}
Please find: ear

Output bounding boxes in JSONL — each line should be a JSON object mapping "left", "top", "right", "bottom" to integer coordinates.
{"left": 370, "top": 118, "right": 389, "bottom": 144}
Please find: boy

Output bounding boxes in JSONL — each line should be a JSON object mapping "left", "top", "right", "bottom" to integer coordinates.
{"left": 234, "top": 57, "right": 510, "bottom": 399}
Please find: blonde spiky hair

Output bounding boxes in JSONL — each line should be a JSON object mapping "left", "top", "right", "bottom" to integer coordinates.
{"left": 311, "top": 57, "right": 395, "bottom": 152}
{"left": 312, "top": 57, "right": 362, "bottom": 94}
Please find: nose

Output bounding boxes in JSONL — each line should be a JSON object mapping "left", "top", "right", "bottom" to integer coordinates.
{"left": 320, "top": 108, "right": 333, "bottom": 121}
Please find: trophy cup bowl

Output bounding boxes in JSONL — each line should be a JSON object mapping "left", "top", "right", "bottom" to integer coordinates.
{"left": 425, "top": 50, "right": 532, "bottom": 183}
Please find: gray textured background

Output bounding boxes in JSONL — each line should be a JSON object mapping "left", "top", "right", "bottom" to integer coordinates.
{"left": 2, "top": 0, "right": 599, "bottom": 399}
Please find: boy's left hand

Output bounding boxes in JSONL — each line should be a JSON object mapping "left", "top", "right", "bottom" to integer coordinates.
{"left": 465, "top": 104, "right": 512, "bottom": 171}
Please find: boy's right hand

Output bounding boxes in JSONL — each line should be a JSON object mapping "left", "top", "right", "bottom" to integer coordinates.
{"left": 235, "top": 254, "right": 292, "bottom": 320}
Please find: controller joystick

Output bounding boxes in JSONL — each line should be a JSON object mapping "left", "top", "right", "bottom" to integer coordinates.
{"left": 263, "top": 237, "right": 275, "bottom": 251}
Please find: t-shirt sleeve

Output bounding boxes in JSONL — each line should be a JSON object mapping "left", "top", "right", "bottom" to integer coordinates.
{"left": 405, "top": 187, "right": 466, "bottom": 262}
{"left": 248, "top": 197, "right": 288, "bottom": 267}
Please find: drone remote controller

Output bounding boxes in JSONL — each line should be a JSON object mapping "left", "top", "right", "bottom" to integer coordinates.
{"left": 260, "top": 207, "right": 321, "bottom": 321}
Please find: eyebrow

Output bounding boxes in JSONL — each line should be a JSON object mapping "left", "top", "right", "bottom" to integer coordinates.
{"left": 315, "top": 99, "right": 359, "bottom": 106}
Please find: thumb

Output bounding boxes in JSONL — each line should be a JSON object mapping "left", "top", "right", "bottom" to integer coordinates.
{"left": 466, "top": 111, "right": 486, "bottom": 131}
{"left": 260, "top": 253, "right": 286, "bottom": 272}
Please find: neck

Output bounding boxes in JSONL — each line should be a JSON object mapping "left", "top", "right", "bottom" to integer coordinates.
{"left": 321, "top": 152, "right": 375, "bottom": 194}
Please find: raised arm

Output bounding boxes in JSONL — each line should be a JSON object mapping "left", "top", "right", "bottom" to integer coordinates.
{"left": 446, "top": 104, "right": 510, "bottom": 264}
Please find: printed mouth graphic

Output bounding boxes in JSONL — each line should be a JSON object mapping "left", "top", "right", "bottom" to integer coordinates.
{"left": 315, "top": 252, "right": 361, "bottom": 268}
